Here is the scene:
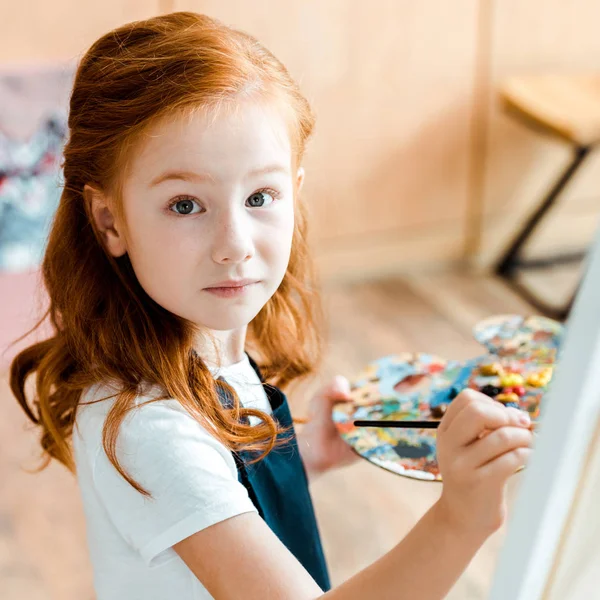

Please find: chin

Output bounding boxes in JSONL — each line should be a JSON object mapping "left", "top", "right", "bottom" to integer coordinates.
{"left": 193, "top": 304, "right": 263, "bottom": 332}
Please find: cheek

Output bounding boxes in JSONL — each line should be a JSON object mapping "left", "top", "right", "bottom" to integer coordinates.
{"left": 264, "top": 208, "right": 295, "bottom": 266}
{"left": 125, "top": 216, "right": 201, "bottom": 297}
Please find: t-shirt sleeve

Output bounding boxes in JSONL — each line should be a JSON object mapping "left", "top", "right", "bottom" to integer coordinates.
{"left": 91, "top": 399, "right": 257, "bottom": 566}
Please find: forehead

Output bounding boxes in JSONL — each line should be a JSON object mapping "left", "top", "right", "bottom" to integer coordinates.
{"left": 126, "top": 101, "right": 294, "bottom": 184}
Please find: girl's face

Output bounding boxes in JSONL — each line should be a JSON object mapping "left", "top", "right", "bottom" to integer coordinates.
{"left": 98, "top": 101, "right": 302, "bottom": 332}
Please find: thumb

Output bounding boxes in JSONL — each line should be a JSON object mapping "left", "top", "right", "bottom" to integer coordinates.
{"left": 325, "top": 375, "right": 353, "bottom": 403}
{"left": 309, "top": 375, "right": 353, "bottom": 418}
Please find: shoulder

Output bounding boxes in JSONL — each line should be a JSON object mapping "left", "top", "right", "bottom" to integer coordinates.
{"left": 76, "top": 379, "right": 200, "bottom": 430}
{"left": 74, "top": 383, "right": 257, "bottom": 567}
{"left": 74, "top": 381, "right": 233, "bottom": 473}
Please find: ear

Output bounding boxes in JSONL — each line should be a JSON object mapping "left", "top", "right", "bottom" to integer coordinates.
{"left": 296, "top": 167, "right": 305, "bottom": 194}
{"left": 84, "top": 184, "right": 127, "bottom": 257}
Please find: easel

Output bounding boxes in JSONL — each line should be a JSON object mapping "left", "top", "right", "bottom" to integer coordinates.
{"left": 488, "top": 224, "right": 600, "bottom": 599}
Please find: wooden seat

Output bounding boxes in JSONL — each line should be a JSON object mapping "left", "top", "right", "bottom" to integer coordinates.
{"left": 500, "top": 75, "right": 600, "bottom": 147}
{"left": 496, "top": 74, "right": 600, "bottom": 320}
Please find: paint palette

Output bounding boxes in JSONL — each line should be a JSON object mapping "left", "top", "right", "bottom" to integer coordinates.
{"left": 332, "top": 315, "right": 564, "bottom": 481}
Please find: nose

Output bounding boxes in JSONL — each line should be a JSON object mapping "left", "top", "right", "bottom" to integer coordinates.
{"left": 211, "top": 208, "right": 255, "bottom": 265}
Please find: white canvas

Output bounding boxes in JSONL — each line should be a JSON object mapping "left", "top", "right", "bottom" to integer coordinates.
{"left": 488, "top": 226, "right": 600, "bottom": 599}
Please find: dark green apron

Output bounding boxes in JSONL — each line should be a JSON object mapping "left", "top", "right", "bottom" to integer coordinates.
{"left": 216, "top": 354, "right": 331, "bottom": 592}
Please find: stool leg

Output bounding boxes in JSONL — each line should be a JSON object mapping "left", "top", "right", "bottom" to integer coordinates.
{"left": 560, "top": 288, "right": 579, "bottom": 322}
{"left": 501, "top": 279, "right": 575, "bottom": 322}
{"left": 496, "top": 145, "right": 591, "bottom": 277}
{"left": 495, "top": 145, "right": 592, "bottom": 320}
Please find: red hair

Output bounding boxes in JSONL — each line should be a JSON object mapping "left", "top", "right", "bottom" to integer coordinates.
{"left": 9, "top": 12, "right": 323, "bottom": 495}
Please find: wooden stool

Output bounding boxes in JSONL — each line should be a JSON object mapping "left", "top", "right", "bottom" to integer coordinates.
{"left": 496, "top": 75, "right": 600, "bottom": 320}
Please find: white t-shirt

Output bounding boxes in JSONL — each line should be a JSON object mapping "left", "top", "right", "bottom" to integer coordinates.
{"left": 73, "top": 354, "right": 273, "bottom": 600}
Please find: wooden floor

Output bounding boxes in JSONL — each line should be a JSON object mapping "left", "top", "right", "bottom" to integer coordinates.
{"left": 0, "top": 271, "right": 551, "bottom": 599}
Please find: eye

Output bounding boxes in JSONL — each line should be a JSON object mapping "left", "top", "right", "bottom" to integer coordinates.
{"left": 169, "top": 197, "right": 202, "bottom": 215}
{"left": 246, "top": 189, "right": 277, "bottom": 208}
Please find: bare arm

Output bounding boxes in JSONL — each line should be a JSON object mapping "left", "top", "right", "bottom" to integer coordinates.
{"left": 174, "top": 512, "right": 323, "bottom": 599}
{"left": 174, "top": 500, "right": 486, "bottom": 600}
{"left": 175, "top": 390, "right": 533, "bottom": 599}
{"left": 325, "top": 500, "right": 485, "bottom": 599}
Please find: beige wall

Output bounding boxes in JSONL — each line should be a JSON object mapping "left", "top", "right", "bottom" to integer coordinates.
{"left": 1, "top": 1, "right": 600, "bottom": 279}
{"left": 0, "top": 0, "right": 160, "bottom": 64}
{"left": 172, "top": 1, "right": 480, "bottom": 279}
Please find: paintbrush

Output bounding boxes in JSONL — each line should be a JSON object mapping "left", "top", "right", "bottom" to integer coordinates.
{"left": 353, "top": 419, "right": 538, "bottom": 429}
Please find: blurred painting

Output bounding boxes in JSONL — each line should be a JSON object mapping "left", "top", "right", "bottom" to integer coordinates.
{"left": 0, "top": 65, "right": 73, "bottom": 272}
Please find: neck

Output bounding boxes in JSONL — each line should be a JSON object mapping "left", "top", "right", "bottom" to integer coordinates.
{"left": 195, "top": 326, "right": 248, "bottom": 369}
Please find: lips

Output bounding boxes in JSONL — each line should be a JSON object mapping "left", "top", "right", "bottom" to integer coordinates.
{"left": 204, "top": 279, "right": 258, "bottom": 289}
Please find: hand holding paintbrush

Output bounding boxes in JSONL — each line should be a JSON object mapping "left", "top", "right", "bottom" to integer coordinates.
{"left": 381, "top": 388, "right": 535, "bottom": 535}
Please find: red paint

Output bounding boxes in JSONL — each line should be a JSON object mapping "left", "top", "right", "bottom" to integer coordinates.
{"left": 394, "top": 373, "right": 428, "bottom": 393}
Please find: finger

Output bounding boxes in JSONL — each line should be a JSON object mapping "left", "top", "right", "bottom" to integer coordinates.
{"left": 479, "top": 446, "right": 533, "bottom": 482}
{"left": 449, "top": 398, "right": 530, "bottom": 447}
{"left": 504, "top": 406, "right": 532, "bottom": 428}
{"left": 319, "top": 375, "right": 352, "bottom": 404}
{"left": 439, "top": 389, "right": 495, "bottom": 438}
{"left": 330, "top": 375, "right": 352, "bottom": 398}
{"left": 462, "top": 426, "right": 533, "bottom": 469}
{"left": 438, "top": 389, "right": 495, "bottom": 433}
{"left": 309, "top": 376, "right": 353, "bottom": 419}
{"left": 472, "top": 407, "right": 532, "bottom": 443}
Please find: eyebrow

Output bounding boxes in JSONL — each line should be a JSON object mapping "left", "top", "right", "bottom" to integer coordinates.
{"left": 149, "top": 164, "right": 290, "bottom": 187}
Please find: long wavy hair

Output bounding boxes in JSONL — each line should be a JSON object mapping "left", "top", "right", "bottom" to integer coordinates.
{"left": 9, "top": 11, "right": 323, "bottom": 495}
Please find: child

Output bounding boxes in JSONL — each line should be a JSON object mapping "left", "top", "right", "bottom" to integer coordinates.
{"left": 10, "top": 12, "right": 534, "bottom": 600}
